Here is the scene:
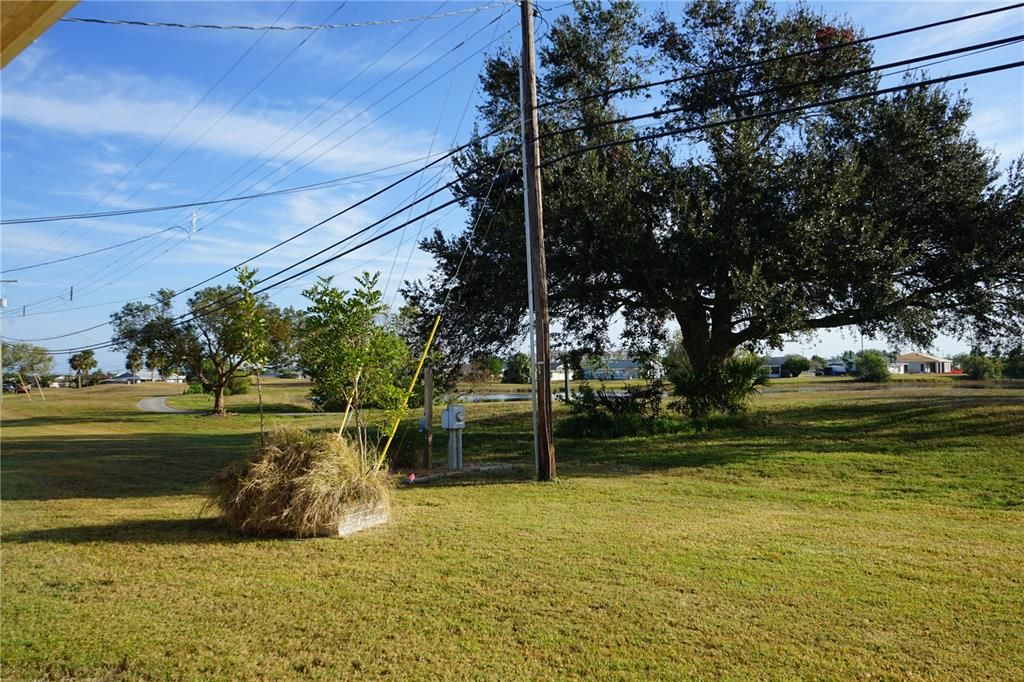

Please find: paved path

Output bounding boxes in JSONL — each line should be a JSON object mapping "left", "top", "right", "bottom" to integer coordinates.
{"left": 137, "top": 396, "right": 192, "bottom": 414}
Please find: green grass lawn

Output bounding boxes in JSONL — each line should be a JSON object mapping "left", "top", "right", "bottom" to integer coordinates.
{"left": 2, "top": 381, "right": 1023, "bottom": 679}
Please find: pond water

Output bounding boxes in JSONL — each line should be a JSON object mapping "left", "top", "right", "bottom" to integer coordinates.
{"left": 458, "top": 381, "right": 1022, "bottom": 402}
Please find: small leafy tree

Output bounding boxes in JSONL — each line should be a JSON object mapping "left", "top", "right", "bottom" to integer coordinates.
{"left": 2, "top": 342, "right": 54, "bottom": 385}
{"left": 266, "top": 306, "right": 305, "bottom": 374}
{"left": 961, "top": 354, "right": 1002, "bottom": 380}
{"left": 68, "top": 350, "right": 97, "bottom": 389}
{"left": 1002, "top": 347, "right": 1024, "bottom": 379}
{"left": 781, "top": 354, "right": 811, "bottom": 378}
{"left": 111, "top": 287, "right": 278, "bottom": 415}
{"left": 299, "top": 272, "right": 410, "bottom": 460}
{"left": 502, "top": 352, "right": 531, "bottom": 384}
{"left": 852, "top": 349, "right": 890, "bottom": 382}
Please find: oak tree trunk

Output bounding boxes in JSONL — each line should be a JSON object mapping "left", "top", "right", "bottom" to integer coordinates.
{"left": 212, "top": 385, "right": 226, "bottom": 415}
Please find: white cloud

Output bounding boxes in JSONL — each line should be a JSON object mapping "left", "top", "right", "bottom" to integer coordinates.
{"left": 970, "top": 105, "right": 1024, "bottom": 161}
{"left": 79, "top": 158, "right": 131, "bottom": 177}
{"left": 904, "top": 5, "right": 1020, "bottom": 53}
{"left": 1, "top": 65, "right": 438, "bottom": 178}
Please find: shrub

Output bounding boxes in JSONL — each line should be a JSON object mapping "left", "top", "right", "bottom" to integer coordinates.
{"left": 853, "top": 350, "right": 890, "bottom": 382}
{"left": 556, "top": 380, "right": 685, "bottom": 438}
{"left": 209, "top": 426, "right": 393, "bottom": 537}
{"left": 1003, "top": 349, "right": 1024, "bottom": 379}
{"left": 667, "top": 351, "right": 768, "bottom": 418}
{"left": 225, "top": 373, "right": 250, "bottom": 396}
{"left": 961, "top": 354, "right": 1002, "bottom": 380}
{"left": 556, "top": 412, "right": 687, "bottom": 438}
{"left": 185, "top": 382, "right": 206, "bottom": 395}
{"left": 387, "top": 429, "right": 420, "bottom": 470}
{"left": 781, "top": 354, "right": 811, "bottom": 377}
{"left": 502, "top": 352, "right": 531, "bottom": 384}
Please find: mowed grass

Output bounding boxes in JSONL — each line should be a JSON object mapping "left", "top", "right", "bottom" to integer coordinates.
{"left": 2, "top": 381, "right": 1023, "bottom": 679}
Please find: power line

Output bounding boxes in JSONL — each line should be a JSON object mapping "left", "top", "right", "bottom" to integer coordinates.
{"left": 538, "top": 33, "right": 1024, "bottom": 141}
{"left": 384, "top": 7, "right": 497, "bottom": 303}
{"left": 541, "top": 59, "right": 1024, "bottom": 167}
{"left": 125, "top": 0, "right": 457, "bottom": 239}
{"left": 1, "top": 224, "right": 194, "bottom": 274}
{"left": 13, "top": 54, "right": 1019, "bottom": 352}
{"left": 536, "top": 1, "right": 1024, "bottom": 110}
{"left": 0, "top": 148, "right": 461, "bottom": 320}
{"left": 4, "top": 160, "right": 522, "bottom": 353}
{"left": 0, "top": 153, "right": 452, "bottom": 226}
{"left": 33, "top": 10, "right": 517, "bottom": 314}
{"left": 0, "top": 165, "right": 454, "bottom": 342}
{"left": 9, "top": 192, "right": 469, "bottom": 354}
{"left": 100, "top": 3, "right": 348, "bottom": 226}
{"left": 12, "top": 3, "right": 351, "bottom": 302}
{"left": 59, "top": 3, "right": 513, "bottom": 32}
{"left": 179, "top": 12, "right": 517, "bottom": 235}
{"left": 7, "top": 2, "right": 298, "bottom": 270}
{"left": 0, "top": 159, "right": 450, "bottom": 326}
{"left": 0, "top": 127, "right": 499, "bottom": 330}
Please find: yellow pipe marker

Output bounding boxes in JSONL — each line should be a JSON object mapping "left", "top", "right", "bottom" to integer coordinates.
{"left": 375, "top": 314, "right": 441, "bottom": 470}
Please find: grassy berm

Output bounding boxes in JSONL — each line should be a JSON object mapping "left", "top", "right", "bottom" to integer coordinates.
{"left": 2, "top": 379, "right": 1022, "bottom": 679}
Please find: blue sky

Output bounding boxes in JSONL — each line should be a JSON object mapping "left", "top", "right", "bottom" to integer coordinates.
{"left": 1, "top": 1, "right": 1022, "bottom": 372}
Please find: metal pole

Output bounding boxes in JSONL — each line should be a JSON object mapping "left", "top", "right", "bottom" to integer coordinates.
{"left": 564, "top": 362, "right": 570, "bottom": 402}
{"left": 423, "top": 364, "right": 433, "bottom": 470}
{"left": 520, "top": 0, "right": 556, "bottom": 480}
{"left": 518, "top": 32, "right": 539, "bottom": 474}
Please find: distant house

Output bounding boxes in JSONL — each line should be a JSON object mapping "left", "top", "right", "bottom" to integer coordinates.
{"left": 762, "top": 356, "right": 817, "bottom": 378}
{"left": 578, "top": 358, "right": 661, "bottom": 381}
{"left": 894, "top": 352, "right": 952, "bottom": 374}
{"left": 827, "top": 362, "right": 849, "bottom": 376}
{"left": 549, "top": 359, "right": 568, "bottom": 385}
{"left": 99, "top": 371, "right": 147, "bottom": 384}
{"left": 762, "top": 356, "right": 787, "bottom": 378}
{"left": 48, "top": 375, "right": 73, "bottom": 388}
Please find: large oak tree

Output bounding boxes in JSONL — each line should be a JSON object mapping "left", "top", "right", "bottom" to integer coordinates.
{"left": 404, "top": 0, "right": 1023, "bottom": 409}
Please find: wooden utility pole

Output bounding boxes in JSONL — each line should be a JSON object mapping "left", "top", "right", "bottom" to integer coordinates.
{"left": 423, "top": 364, "right": 433, "bottom": 470}
{"left": 519, "top": 0, "right": 556, "bottom": 481}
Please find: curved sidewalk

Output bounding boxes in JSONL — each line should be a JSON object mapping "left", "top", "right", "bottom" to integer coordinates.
{"left": 137, "top": 396, "right": 193, "bottom": 414}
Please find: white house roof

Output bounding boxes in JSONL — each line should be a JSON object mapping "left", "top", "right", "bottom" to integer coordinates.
{"left": 896, "top": 352, "right": 951, "bottom": 363}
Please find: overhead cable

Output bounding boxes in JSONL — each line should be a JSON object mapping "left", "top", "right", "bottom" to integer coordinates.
{"left": 59, "top": 3, "right": 511, "bottom": 32}
{"left": 0, "top": 153, "right": 452, "bottom": 227}
{"left": 541, "top": 60, "right": 1024, "bottom": 167}
{"left": 536, "top": 1, "right": 1024, "bottom": 110}
{"left": 12, "top": 57, "right": 1019, "bottom": 351}
{"left": 539, "top": 34, "right": 1024, "bottom": 141}
{"left": 35, "top": 11, "right": 516, "bottom": 314}
{"left": 7, "top": 2, "right": 298, "bottom": 270}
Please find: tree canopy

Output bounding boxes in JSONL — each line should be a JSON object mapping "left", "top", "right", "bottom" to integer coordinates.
{"left": 69, "top": 350, "right": 97, "bottom": 388}
{"left": 299, "top": 272, "right": 410, "bottom": 455}
{"left": 111, "top": 279, "right": 282, "bottom": 415}
{"left": 3, "top": 342, "right": 54, "bottom": 379}
{"left": 403, "top": 0, "right": 1024, "bottom": 413}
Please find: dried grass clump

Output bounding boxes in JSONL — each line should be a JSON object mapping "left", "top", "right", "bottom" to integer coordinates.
{"left": 210, "top": 426, "right": 393, "bottom": 537}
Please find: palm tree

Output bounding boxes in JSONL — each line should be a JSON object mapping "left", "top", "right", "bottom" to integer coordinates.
{"left": 125, "top": 349, "right": 143, "bottom": 384}
{"left": 69, "top": 350, "right": 97, "bottom": 388}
